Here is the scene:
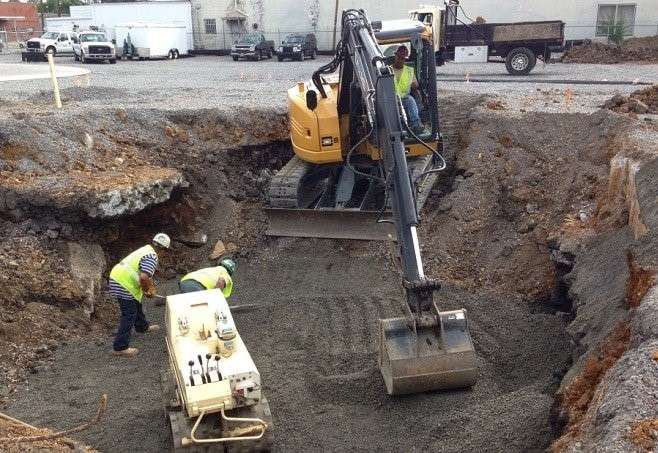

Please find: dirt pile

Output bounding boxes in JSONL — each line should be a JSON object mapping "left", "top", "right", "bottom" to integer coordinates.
{"left": 563, "top": 36, "right": 658, "bottom": 64}
{"left": 421, "top": 109, "right": 631, "bottom": 300}
{"left": 603, "top": 85, "right": 658, "bottom": 115}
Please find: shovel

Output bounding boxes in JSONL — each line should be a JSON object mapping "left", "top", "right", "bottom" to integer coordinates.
{"left": 152, "top": 294, "right": 260, "bottom": 313}
{"left": 172, "top": 233, "right": 208, "bottom": 248}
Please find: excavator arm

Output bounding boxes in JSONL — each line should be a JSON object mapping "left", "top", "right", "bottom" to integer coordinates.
{"left": 314, "top": 9, "right": 438, "bottom": 318}
{"left": 314, "top": 9, "right": 477, "bottom": 395}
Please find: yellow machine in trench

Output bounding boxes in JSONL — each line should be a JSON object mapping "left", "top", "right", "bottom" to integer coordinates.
{"left": 161, "top": 289, "right": 272, "bottom": 452}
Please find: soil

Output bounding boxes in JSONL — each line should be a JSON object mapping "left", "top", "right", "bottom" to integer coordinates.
{"left": 563, "top": 36, "right": 658, "bottom": 64}
{"left": 4, "top": 239, "right": 572, "bottom": 453}
{"left": 603, "top": 85, "right": 658, "bottom": 115}
{"left": 0, "top": 93, "right": 653, "bottom": 451}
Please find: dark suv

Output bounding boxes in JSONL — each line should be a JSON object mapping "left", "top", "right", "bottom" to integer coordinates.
{"left": 277, "top": 33, "right": 317, "bottom": 61}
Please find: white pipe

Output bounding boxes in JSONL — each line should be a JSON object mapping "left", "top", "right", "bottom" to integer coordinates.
{"left": 182, "top": 408, "right": 267, "bottom": 446}
{"left": 46, "top": 53, "right": 62, "bottom": 109}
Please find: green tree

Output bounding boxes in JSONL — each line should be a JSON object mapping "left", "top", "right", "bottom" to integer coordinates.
{"left": 37, "top": 0, "right": 85, "bottom": 17}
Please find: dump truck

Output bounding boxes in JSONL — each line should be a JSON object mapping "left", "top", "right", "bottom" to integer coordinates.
{"left": 161, "top": 289, "right": 273, "bottom": 452}
{"left": 411, "top": 2, "right": 565, "bottom": 75}
{"left": 266, "top": 9, "right": 477, "bottom": 395}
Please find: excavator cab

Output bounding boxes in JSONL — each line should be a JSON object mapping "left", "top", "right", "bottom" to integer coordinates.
{"left": 267, "top": 19, "right": 443, "bottom": 241}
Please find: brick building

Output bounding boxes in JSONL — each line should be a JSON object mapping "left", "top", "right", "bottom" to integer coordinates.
{"left": 0, "top": 2, "right": 40, "bottom": 42}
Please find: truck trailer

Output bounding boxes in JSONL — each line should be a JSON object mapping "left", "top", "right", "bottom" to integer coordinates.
{"left": 116, "top": 22, "right": 189, "bottom": 60}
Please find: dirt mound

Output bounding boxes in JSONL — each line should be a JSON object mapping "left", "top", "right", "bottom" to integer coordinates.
{"left": 421, "top": 109, "right": 631, "bottom": 300}
{"left": 563, "top": 36, "right": 658, "bottom": 64}
{"left": 603, "top": 85, "right": 658, "bottom": 114}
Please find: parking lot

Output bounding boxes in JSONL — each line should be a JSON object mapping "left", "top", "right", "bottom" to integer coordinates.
{"left": 1, "top": 52, "right": 656, "bottom": 113}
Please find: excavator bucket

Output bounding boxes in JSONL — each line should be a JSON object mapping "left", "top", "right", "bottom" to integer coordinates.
{"left": 378, "top": 309, "right": 477, "bottom": 395}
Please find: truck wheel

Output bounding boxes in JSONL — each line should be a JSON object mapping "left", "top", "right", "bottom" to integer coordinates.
{"left": 232, "top": 55, "right": 238, "bottom": 61}
{"left": 505, "top": 47, "right": 536, "bottom": 76}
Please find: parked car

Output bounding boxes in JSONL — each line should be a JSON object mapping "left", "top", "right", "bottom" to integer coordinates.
{"left": 24, "top": 31, "right": 77, "bottom": 57}
{"left": 276, "top": 33, "right": 317, "bottom": 61}
{"left": 231, "top": 33, "right": 275, "bottom": 61}
{"left": 73, "top": 31, "right": 117, "bottom": 64}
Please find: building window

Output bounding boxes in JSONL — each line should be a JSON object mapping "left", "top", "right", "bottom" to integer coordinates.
{"left": 204, "top": 18, "right": 217, "bottom": 35}
{"left": 596, "top": 4, "right": 636, "bottom": 37}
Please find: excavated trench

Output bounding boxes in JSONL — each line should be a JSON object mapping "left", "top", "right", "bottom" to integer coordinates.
{"left": 2, "top": 98, "right": 656, "bottom": 452}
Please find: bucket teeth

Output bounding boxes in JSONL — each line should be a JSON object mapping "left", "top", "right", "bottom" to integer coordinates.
{"left": 378, "top": 309, "right": 477, "bottom": 395}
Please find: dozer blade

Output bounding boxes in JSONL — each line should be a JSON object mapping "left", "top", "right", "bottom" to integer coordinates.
{"left": 265, "top": 208, "right": 395, "bottom": 241}
{"left": 378, "top": 309, "right": 477, "bottom": 395}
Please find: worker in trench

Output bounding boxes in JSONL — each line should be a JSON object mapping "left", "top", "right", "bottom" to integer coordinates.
{"left": 108, "top": 233, "right": 171, "bottom": 357}
{"left": 392, "top": 44, "right": 424, "bottom": 135}
{"left": 178, "top": 258, "right": 236, "bottom": 298}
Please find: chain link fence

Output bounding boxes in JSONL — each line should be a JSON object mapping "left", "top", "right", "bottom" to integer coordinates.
{"left": 1, "top": 24, "right": 656, "bottom": 56}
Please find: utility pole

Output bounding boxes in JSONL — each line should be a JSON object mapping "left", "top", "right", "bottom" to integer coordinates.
{"left": 331, "top": 0, "right": 339, "bottom": 50}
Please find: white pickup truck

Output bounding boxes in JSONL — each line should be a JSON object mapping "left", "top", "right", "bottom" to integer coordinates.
{"left": 73, "top": 31, "right": 117, "bottom": 64}
{"left": 24, "top": 31, "right": 77, "bottom": 57}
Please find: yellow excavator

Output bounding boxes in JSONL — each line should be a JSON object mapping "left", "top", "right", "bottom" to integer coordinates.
{"left": 266, "top": 9, "right": 477, "bottom": 395}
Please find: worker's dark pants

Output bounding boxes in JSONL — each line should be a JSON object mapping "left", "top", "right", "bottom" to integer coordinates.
{"left": 113, "top": 297, "right": 149, "bottom": 351}
{"left": 178, "top": 279, "right": 206, "bottom": 294}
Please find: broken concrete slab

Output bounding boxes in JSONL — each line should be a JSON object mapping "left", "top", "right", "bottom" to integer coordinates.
{"left": 0, "top": 167, "right": 186, "bottom": 219}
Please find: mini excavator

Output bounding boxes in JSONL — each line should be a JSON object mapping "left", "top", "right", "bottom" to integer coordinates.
{"left": 266, "top": 9, "right": 477, "bottom": 395}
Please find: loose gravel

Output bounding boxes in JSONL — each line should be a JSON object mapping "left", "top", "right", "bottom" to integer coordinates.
{"left": 5, "top": 240, "right": 572, "bottom": 453}
{"left": 0, "top": 53, "right": 656, "bottom": 113}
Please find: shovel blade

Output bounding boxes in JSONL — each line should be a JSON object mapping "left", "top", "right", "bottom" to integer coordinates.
{"left": 378, "top": 309, "right": 477, "bottom": 395}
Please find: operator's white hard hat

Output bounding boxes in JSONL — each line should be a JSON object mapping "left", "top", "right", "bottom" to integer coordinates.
{"left": 153, "top": 233, "right": 171, "bottom": 249}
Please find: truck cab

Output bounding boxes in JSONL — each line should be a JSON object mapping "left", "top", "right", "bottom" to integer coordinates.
{"left": 409, "top": 3, "right": 564, "bottom": 75}
{"left": 73, "top": 31, "right": 117, "bottom": 64}
{"left": 25, "top": 31, "right": 77, "bottom": 56}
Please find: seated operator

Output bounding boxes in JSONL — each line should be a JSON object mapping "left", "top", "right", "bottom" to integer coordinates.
{"left": 392, "top": 45, "right": 424, "bottom": 135}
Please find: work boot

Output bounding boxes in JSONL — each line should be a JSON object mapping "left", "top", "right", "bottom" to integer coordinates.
{"left": 112, "top": 347, "right": 139, "bottom": 357}
{"left": 411, "top": 122, "right": 426, "bottom": 136}
{"left": 135, "top": 324, "right": 160, "bottom": 334}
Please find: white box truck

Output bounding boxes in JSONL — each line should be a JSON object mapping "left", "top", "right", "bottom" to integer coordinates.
{"left": 116, "top": 22, "right": 189, "bottom": 60}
